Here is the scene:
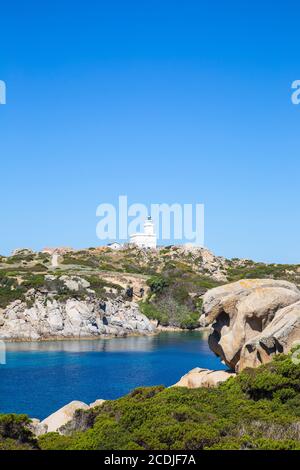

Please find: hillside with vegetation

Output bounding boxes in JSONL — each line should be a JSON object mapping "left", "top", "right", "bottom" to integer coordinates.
{"left": 1, "top": 245, "right": 300, "bottom": 330}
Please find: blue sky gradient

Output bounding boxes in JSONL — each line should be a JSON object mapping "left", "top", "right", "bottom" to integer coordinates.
{"left": 0, "top": 1, "right": 299, "bottom": 262}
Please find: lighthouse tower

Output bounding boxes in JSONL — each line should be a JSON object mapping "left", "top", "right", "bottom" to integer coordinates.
{"left": 130, "top": 216, "right": 157, "bottom": 249}
{"left": 144, "top": 217, "right": 155, "bottom": 236}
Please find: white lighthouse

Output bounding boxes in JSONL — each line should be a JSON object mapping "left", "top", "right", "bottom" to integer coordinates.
{"left": 130, "top": 217, "right": 157, "bottom": 249}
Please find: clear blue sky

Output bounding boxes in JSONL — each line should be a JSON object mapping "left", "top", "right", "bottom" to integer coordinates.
{"left": 0, "top": 1, "right": 299, "bottom": 262}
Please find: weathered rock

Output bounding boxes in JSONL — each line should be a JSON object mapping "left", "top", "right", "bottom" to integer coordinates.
{"left": 200, "top": 279, "right": 300, "bottom": 371}
{"left": 43, "top": 275, "right": 91, "bottom": 293}
{"left": 176, "top": 245, "right": 227, "bottom": 282}
{"left": 40, "top": 401, "right": 89, "bottom": 433}
{"left": 174, "top": 367, "right": 235, "bottom": 388}
{"left": 89, "top": 399, "right": 105, "bottom": 408}
{"left": 57, "top": 275, "right": 90, "bottom": 292}
{"left": 27, "top": 418, "right": 48, "bottom": 436}
{"left": 239, "top": 300, "right": 300, "bottom": 370}
{"left": 0, "top": 294, "right": 154, "bottom": 341}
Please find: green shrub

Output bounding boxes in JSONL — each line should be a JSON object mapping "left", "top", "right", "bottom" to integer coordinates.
{"left": 31, "top": 355, "right": 300, "bottom": 450}
{"left": 38, "top": 432, "right": 74, "bottom": 450}
{"left": 0, "top": 414, "right": 37, "bottom": 449}
{"left": 147, "top": 275, "right": 168, "bottom": 294}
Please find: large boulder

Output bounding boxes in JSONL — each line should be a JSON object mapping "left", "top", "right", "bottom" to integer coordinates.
{"left": 41, "top": 400, "right": 89, "bottom": 433}
{"left": 200, "top": 279, "right": 300, "bottom": 371}
{"left": 30, "top": 399, "right": 106, "bottom": 436}
{"left": 174, "top": 367, "right": 235, "bottom": 388}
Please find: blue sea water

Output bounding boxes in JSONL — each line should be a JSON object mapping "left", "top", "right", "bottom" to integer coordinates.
{"left": 0, "top": 332, "right": 226, "bottom": 419}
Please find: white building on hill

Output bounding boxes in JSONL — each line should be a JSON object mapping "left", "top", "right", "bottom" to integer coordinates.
{"left": 107, "top": 242, "right": 122, "bottom": 250}
{"left": 130, "top": 217, "right": 157, "bottom": 249}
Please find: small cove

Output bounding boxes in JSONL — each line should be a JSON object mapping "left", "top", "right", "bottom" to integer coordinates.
{"left": 0, "top": 331, "right": 226, "bottom": 419}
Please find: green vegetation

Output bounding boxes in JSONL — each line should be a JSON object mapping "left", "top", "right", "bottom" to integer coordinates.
{"left": 1, "top": 246, "right": 300, "bottom": 328}
{"left": 226, "top": 261, "right": 300, "bottom": 283}
{"left": 61, "top": 255, "right": 100, "bottom": 268}
{"left": 0, "top": 270, "right": 123, "bottom": 309}
{"left": 35, "top": 354, "right": 300, "bottom": 450}
{"left": 140, "top": 271, "right": 218, "bottom": 329}
{"left": 0, "top": 414, "right": 37, "bottom": 450}
{"left": 0, "top": 272, "right": 26, "bottom": 308}
{"left": 147, "top": 275, "right": 169, "bottom": 293}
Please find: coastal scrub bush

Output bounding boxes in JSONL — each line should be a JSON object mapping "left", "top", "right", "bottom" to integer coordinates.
{"left": 35, "top": 355, "right": 300, "bottom": 451}
{"left": 226, "top": 262, "right": 300, "bottom": 283}
{"left": 0, "top": 273, "right": 26, "bottom": 308}
{"left": 147, "top": 275, "right": 168, "bottom": 294}
{"left": 38, "top": 432, "right": 74, "bottom": 450}
{"left": 230, "top": 354, "right": 300, "bottom": 401}
{"left": 0, "top": 414, "right": 37, "bottom": 449}
{"left": 141, "top": 271, "right": 213, "bottom": 329}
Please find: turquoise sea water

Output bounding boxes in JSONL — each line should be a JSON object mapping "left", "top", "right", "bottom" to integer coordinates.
{"left": 0, "top": 332, "right": 226, "bottom": 419}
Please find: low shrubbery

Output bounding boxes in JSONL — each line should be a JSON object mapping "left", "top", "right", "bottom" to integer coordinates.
{"left": 0, "top": 271, "right": 123, "bottom": 310}
{"left": 0, "top": 414, "right": 37, "bottom": 450}
{"left": 36, "top": 354, "right": 300, "bottom": 450}
{"left": 0, "top": 272, "right": 26, "bottom": 308}
{"left": 226, "top": 262, "right": 300, "bottom": 283}
{"left": 140, "top": 272, "right": 216, "bottom": 329}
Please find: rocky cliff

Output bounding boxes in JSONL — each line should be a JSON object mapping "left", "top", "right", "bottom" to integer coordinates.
{"left": 0, "top": 274, "right": 154, "bottom": 340}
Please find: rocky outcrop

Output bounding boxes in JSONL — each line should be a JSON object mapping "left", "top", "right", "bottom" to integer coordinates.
{"left": 40, "top": 401, "right": 90, "bottom": 433}
{"left": 239, "top": 300, "right": 300, "bottom": 371}
{"left": 0, "top": 275, "right": 154, "bottom": 341}
{"left": 174, "top": 367, "right": 235, "bottom": 388}
{"left": 200, "top": 279, "right": 300, "bottom": 371}
{"left": 31, "top": 399, "right": 106, "bottom": 435}
{"left": 175, "top": 245, "right": 227, "bottom": 282}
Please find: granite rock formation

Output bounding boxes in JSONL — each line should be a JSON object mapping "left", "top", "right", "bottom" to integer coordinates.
{"left": 200, "top": 279, "right": 300, "bottom": 371}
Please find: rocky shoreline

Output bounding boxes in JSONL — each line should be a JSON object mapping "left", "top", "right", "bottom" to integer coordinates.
{"left": 0, "top": 275, "right": 155, "bottom": 341}
{"left": 0, "top": 297, "right": 155, "bottom": 341}
{"left": 1, "top": 330, "right": 157, "bottom": 343}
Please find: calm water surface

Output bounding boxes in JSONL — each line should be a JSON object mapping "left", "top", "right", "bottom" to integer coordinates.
{"left": 0, "top": 332, "right": 225, "bottom": 419}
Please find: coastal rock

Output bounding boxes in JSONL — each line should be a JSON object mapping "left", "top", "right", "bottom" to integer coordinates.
{"left": 89, "top": 399, "right": 106, "bottom": 408}
{"left": 30, "top": 399, "right": 106, "bottom": 436}
{"left": 201, "top": 279, "right": 300, "bottom": 371}
{"left": 0, "top": 293, "right": 154, "bottom": 341}
{"left": 28, "top": 418, "right": 48, "bottom": 436}
{"left": 40, "top": 401, "right": 89, "bottom": 433}
{"left": 174, "top": 367, "right": 235, "bottom": 388}
{"left": 239, "top": 300, "right": 300, "bottom": 370}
